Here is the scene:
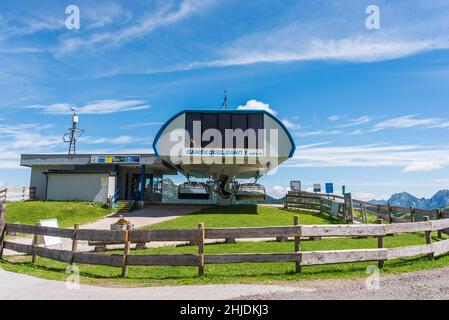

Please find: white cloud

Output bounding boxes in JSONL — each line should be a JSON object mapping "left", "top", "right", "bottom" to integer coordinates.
{"left": 188, "top": 36, "right": 449, "bottom": 69}
{"left": 353, "top": 192, "right": 376, "bottom": 201}
{"left": 286, "top": 143, "right": 449, "bottom": 173}
{"left": 296, "top": 130, "right": 343, "bottom": 137}
{"left": 0, "top": 123, "right": 62, "bottom": 169}
{"left": 402, "top": 161, "right": 443, "bottom": 173}
{"left": 267, "top": 185, "right": 289, "bottom": 198}
{"left": 25, "top": 100, "right": 150, "bottom": 115}
{"left": 328, "top": 115, "right": 340, "bottom": 121}
{"left": 237, "top": 100, "right": 276, "bottom": 115}
{"left": 123, "top": 121, "right": 164, "bottom": 128}
{"left": 82, "top": 135, "right": 142, "bottom": 145}
{"left": 373, "top": 115, "right": 447, "bottom": 131}
{"left": 57, "top": 0, "right": 213, "bottom": 55}
{"left": 336, "top": 116, "right": 372, "bottom": 128}
{"left": 282, "top": 118, "right": 301, "bottom": 130}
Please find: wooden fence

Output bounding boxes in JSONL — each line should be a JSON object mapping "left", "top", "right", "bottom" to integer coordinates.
{"left": 2, "top": 209, "right": 449, "bottom": 277}
{"left": 285, "top": 191, "right": 448, "bottom": 225}
{"left": 0, "top": 187, "right": 36, "bottom": 203}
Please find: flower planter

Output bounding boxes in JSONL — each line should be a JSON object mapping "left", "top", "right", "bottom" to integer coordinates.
{"left": 110, "top": 224, "right": 134, "bottom": 231}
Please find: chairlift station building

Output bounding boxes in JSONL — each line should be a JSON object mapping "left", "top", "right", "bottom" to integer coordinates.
{"left": 20, "top": 109, "right": 295, "bottom": 205}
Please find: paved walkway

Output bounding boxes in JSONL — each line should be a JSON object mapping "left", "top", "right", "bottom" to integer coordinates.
{"left": 0, "top": 268, "right": 304, "bottom": 300}
{"left": 3, "top": 264, "right": 449, "bottom": 300}
{"left": 84, "top": 204, "right": 210, "bottom": 229}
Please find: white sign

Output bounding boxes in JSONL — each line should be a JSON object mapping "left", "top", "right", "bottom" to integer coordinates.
{"left": 39, "top": 218, "right": 63, "bottom": 248}
{"left": 100, "top": 176, "right": 109, "bottom": 187}
{"left": 184, "top": 148, "right": 265, "bottom": 157}
{"left": 290, "top": 181, "right": 301, "bottom": 191}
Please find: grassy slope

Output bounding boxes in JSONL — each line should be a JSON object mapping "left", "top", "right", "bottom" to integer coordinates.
{"left": 2, "top": 204, "right": 447, "bottom": 286}
{"left": 4, "top": 201, "right": 111, "bottom": 228}
{"left": 145, "top": 205, "right": 344, "bottom": 230}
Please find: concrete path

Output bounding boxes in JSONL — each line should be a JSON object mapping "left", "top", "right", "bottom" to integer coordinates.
{"left": 242, "top": 266, "right": 449, "bottom": 300}
{"left": 0, "top": 268, "right": 305, "bottom": 300}
{"left": 3, "top": 264, "right": 449, "bottom": 300}
{"left": 84, "top": 204, "right": 210, "bottom": 229}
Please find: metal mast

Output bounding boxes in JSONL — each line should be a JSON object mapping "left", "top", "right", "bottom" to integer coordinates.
{"left": 63, "top": 108, "right": 84, "bottom": 154}
{"left": 220, "top": 90, "right": 228, "bottom": 110}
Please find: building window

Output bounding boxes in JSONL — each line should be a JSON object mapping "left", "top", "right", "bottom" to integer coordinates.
{"left": 153, "top": 176, "right": 163, "bottom": 193}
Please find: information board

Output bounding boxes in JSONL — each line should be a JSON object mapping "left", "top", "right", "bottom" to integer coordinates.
{"left": 91, "top": 155, "right": 140, "bottom": 164}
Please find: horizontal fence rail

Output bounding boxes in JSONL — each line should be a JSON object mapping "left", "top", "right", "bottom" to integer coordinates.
{"left": 2, "top": 213, "right": 449, "bottom": 277}
{"left": 285, "top": 191, "right": 446, "bottom": 226}
{"left": 0, "top": 187, "right": 36, "bottom": 203}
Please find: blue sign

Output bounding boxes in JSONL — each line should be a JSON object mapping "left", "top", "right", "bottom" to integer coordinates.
{"left": 313, "top": 184, "right": 321, "bottom": 193}
{"left": 325, "top": 183, "right": 334, "bottom": 194}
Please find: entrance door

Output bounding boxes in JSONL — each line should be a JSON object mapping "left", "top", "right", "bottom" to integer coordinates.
{"left": 129, "top": 174, "right": 141, "bottom": 200}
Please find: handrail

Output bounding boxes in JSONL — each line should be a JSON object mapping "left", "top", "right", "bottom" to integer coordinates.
{"left": 111, "top": 188, "right": 120, "bottom": 207}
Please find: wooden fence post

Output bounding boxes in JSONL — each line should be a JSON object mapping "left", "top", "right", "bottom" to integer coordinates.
{"left": 70, "top": 224, "right": 79, "bottom": 267}
{"left": 198, "top": 223, "right": 205, "bottom": 276}
{"left": 436, "top": 209, "right": 443, "bottom": 238}
{"left": 294, "top": 215, "right": 301, "bottom": 273}
{"left": 342, "top": 193, "right": 354, "bottom": 222}
{"left": 4, "top": 188, "right": 7, "bottom": 203}
{"left": 410, "top": 207, "right": 415, "bottom": 223}
{"left": 121, "top": 224, "right": 132, "bottom": 278}
{"left": 377, "top": 218, "right": 384, "bottom": 269}
{"left": 388, "top": 204, "right": 393, "bottom": 224}
{"left": 31, "top": 222, "right": 39, "bottom": 264}
{"left": 0, "top": 203, "right": 6, "bottom": 259}
{"left": 424, "top": 216, "right": 434, "bottom": 261}
{"left": 360, "top": 204, "right": 367, "bottom": 224}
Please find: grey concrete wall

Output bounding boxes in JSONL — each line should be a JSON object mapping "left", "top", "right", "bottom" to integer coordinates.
{"left": 46, "top": 173, "right": 110, "bottom": 202}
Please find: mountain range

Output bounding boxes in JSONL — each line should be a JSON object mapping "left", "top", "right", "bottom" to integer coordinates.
{"left": 369, "top": 190, "right": 449, "bottom": 210}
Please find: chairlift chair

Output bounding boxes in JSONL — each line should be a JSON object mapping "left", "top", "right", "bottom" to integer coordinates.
{"left": 235, "top": 183, "right": 266, "bottom": 201}
{"left": 178, "top": 182, "right": 210, "bottom": 200}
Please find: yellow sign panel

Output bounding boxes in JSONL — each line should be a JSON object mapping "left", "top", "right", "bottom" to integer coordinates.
{"left": 105, "top": 156, "right": 113, "bottom": 163}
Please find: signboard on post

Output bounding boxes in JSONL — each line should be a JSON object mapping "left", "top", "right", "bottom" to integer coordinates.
{"left": 290, "top": 181, "right": 301, "bottom": 192}
{"left": 38, "top": 219, "right": 63, "bottom": 248}
{"left": 313, "top": 183, "right": 321, "bottom": 193}
{"left": 325, "top": 183, "right": 334, "bottom": 194}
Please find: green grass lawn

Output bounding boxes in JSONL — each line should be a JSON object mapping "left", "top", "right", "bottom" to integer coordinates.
{"left": 145, "top": 205, "right": 344, "bottom": 230}
{"left": 2, "top": 204, "right": 448, "bottom": 286}
{"left": 1, "top": 232, "right": 447, "bottom": 287}
{"left": 4, "top": 201, "right": 111, "bottom": 228}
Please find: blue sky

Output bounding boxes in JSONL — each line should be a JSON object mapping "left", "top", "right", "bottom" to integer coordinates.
{"left": 1, "top": 0, "right": 449, "bottom": 200}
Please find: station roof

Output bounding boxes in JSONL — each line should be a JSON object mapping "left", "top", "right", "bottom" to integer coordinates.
{"left": 20, "top": 153, "right": 177, "bottom": 173}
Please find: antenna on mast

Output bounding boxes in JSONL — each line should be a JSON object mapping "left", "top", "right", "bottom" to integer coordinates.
{"left": 63, "top": 107, "right": 84, "bottom": 154}
{"left": 220, "top": 90, "right": 228, "bottom": 110}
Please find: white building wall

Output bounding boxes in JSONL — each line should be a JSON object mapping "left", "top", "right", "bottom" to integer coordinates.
{"left": 30, "top": 166, "right": 74, "bottom": 200}
{"left": 46, "top": 173, "right": 110, "bottom": 202}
